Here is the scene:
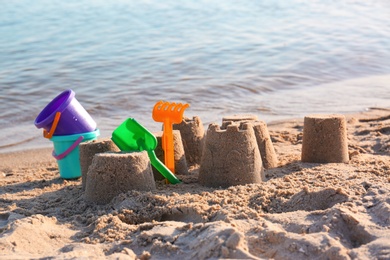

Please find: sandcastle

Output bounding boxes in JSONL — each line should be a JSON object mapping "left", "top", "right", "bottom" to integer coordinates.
{"left": 79, "top": 138, "right": 120, "bottom": 190}
{"left": 84, "top": 151, "right": 156, "bottom": 204}
{"left": 222, "top": 114, "right": 278, "bottom": 169}
{"left": 153, "top": 130, "right": 188, "bottom": 180}
{"left": 199, "top": 122, "right": 264, "bottom": 188}
{"left": 301, "top": 114, "right": 349, "bottom": 163}
{"left": 173, "top": 116, "right": 205, "bottom": 166}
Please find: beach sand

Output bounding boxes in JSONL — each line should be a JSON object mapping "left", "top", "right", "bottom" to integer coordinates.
{"left": 1, "top": 108, "right": 390, "bottom": 259}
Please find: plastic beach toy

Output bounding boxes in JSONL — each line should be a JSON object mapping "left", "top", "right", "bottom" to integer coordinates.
{"left": 51, "top": 129, "right": 100, "bottom": 179}
{"left": 111, "top": 118, "right": 181, "bottom": 184}
{"left": 34, "top": 89, "right": 97, "bottom": 136}
{"left": 152, "top": 101, "right": 189, "bottom": 174}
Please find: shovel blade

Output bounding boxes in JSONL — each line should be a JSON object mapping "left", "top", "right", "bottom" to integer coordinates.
{"left": 112, "top": 118, "right": 157, "bottom": 151}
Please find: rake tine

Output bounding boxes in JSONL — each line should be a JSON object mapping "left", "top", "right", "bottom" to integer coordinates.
{"left": 153, "top": 100, "right": 163, "bottom": 111}
{"left": 176, "top": 103, "right": 189, "bottom": 113}
{"left": 167, "top": 102, "right": 176, "bottom": 112}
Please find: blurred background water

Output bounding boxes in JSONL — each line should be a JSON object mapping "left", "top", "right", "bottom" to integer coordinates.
{"left": 0, "top": 0, "right": 389, "bottom": 152}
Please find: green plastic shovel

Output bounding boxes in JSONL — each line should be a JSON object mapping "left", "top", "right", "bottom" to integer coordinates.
{"left": 111, "top": 118, "right": 181, "bottom": 184}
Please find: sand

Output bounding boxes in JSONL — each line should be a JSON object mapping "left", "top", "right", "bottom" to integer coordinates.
{"left": 1, "top": 108, "right": 390, "bottom": 259}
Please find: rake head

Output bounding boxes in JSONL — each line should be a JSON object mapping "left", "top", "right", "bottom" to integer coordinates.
{"left": 152, "top": 101, "right": 189, "bottom": 124}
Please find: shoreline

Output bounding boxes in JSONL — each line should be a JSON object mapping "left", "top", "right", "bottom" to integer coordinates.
{"left": 2, "top": 106, "right": 389, "bottom": 156}
{"left": 2, "top": 72, "right": 390, "bottom": 154}
{"left": 1, "top": 108, "right": 390, "bottom": 259}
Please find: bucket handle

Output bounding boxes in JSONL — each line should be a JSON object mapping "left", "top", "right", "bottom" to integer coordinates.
{"left": 52, "top": 136, "right": 84, "bottom": 160}
{"left": 44, "top": 112, "right": 61, "bottom": 139}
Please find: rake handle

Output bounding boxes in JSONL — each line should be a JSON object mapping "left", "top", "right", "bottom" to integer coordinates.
{"left": 162, "top": 121, "right": 175, "bottom": 174}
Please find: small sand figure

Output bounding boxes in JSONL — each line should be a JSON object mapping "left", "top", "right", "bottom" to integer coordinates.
{"left": 222, "top": 115, "right": 278, "bottom": 169}
{"left": 199, "top": 122, "right": 264, "bottom": 188}
{"left": 251, "top": 121, "right": 278, "bottom": 169}
{"left": 84, "top": 151, "right": 156, "bottom": 204}
{"left": 173, "top": 116, "right": 205, "bottom": 167}
{"left": 79, "top": 138, "right": 120, "bottom": 190}
{"left": 301, "top": 114, "right": 349, "bottom": 163}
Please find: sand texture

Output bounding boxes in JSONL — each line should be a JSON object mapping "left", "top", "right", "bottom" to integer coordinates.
{"left": 1, "top": 108, "right": 390, "bottom": 259}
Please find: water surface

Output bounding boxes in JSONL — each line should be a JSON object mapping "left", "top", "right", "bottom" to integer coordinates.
{"left": 1, "top": 0, "right": 389, "bottom": 152}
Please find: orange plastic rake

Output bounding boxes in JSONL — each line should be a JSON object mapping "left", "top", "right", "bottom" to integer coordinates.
{"left": 152, "top": 101, "right": 189, "bottom": 174}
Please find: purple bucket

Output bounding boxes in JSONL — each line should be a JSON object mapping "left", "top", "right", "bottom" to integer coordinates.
{"left": 34, "top": 89, "right": 97, "bottom": 135}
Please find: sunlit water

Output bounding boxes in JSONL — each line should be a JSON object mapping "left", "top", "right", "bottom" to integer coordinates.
{"left": 1, "top": 0, "right": 389, "bottom": 152}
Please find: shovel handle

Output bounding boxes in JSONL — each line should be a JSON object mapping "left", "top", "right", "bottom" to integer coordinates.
{"left": 147, "top": 150, "right": 181, "bottom": 184}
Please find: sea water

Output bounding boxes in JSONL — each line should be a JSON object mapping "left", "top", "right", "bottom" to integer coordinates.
{"left": 0, "top": 0, "right": 389, "bottom": 152}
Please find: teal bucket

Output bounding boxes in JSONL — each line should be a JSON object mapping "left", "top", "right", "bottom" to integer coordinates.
{"left": 50, "top": 129, "right": 100, "bottom": 179}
